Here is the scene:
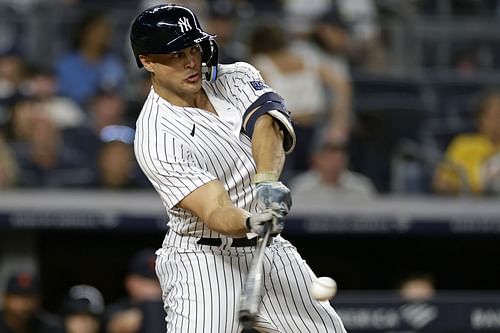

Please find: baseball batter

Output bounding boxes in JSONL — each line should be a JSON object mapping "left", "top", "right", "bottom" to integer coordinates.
{"left": 130, "top": 4, "right": 346, "bottom": 333}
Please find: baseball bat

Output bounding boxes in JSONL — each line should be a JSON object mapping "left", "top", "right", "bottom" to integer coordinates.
{"left": 238, "top": 222, "right": 272, "bottom": 329}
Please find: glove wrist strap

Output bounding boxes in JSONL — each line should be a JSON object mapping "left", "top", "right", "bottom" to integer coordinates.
{"left": 253, "top": 171, "right": 278, "bottom": 184}
{"left": 245, "top": 216, "right": 252, "bottom": 232}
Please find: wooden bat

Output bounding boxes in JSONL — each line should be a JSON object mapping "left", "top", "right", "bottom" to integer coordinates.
{"left": 238, "top": 223, "right": 272, "bottom": 329}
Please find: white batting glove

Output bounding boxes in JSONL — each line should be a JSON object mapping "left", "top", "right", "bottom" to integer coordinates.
{"left": 245, "top": 209, "right": 285, "bottom": 237}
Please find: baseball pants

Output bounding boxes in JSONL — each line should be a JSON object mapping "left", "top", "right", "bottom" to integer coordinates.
{"left": 156, "top": 233, "right": 346, "bottom": 333}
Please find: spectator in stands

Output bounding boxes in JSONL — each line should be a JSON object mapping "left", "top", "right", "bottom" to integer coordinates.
{"left": 0, "top": 270, "right": 63, "bottom": 333}
{"left": 63, "top": 90, "right": 131, "bottom": 168}
{"left": 433, "top": 90, "right": 500, "bottom": 195}
{"left": 335, "top": 0, "right": 390, "bottom": 73}
{"left": 246, "top": 0, "right": 283, "bottom": 14}
{"left": 8, "top": 103, "right": 95, "bottom": 188}
{"left": 22, "top": 67, "right": 86, "bottom": 129}
{"left": 397, "top": 272, "right": 436, "bottom": 302}
{"left": 0, "top": 137, "right": 18, "bottom": 188}
{"left": 103, "top": 249, "right": 165, "bottom": 333}
{"left": 290, "top": 8, "right": 352, "bottom": 84}
{"left": 249, "top": 24, "right": 352, "bottom": 177}
{"left": 0, "top": 53, "right": 25, "bottom": 124}
{"left": 96, "top": 125, "right": 146, "bottom": 189}
{"left": 205, "top": 0, "right": 248, "bottom": 63}
{"left": 88, "top": 90, "right": 132, "bottom": 133}
{"left": 125, "top": 71, "right": 151, "bottom": 121}
{"left": 283, "top": 0, "right": 334, "bottom": 36}
{"left": 289, "top": 130, "right": 376, "bottom": 202}
{"left": 56, "top": 11, "right": 125, "bottom": 105}
{"left": 61, "top": 285, "right": 104, "bottom": 333}
{"left": 3, "top": 97, "right": 39, "bottom": 147}
{"left": 286, "top": 0, "right": 389, "bottom": 73}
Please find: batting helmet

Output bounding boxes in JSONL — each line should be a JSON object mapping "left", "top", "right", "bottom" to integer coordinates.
{"left": 130, "top": 4, "right": 218, "bottom": 81}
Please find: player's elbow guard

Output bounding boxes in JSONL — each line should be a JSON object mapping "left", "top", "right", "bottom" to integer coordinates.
{"left": 242, "top": 92, "right": 296, "bottom": 154}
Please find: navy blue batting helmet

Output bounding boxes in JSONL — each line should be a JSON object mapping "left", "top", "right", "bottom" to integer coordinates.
{"left": 130, "top": 4, "right": 218, "bottom": 81}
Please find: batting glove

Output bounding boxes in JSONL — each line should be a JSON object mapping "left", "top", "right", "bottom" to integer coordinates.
{"left": 255, "top": 181, "right": 292, "bottom": 217}
{"left": 246, "top": 209, "right": 285, "bottom": 237}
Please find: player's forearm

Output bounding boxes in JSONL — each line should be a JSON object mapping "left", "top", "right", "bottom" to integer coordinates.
{"left": 206, "top": 206, "right": 249, "bottom": 237}
{"left": 251, "top": 115, "right": 285, "bottom": 180}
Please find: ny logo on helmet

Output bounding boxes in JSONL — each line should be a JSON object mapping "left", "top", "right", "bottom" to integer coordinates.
{"left": 178, "top": 17, "right": 192, "bottom": 33}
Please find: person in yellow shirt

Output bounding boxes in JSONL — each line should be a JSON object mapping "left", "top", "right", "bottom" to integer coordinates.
{"left": 433, "top": 90, "right": 500, "bottom": 195}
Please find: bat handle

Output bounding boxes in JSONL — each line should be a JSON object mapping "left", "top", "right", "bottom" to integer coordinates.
{"left": 239, "top": 310, "right": 256, "bottom": 329}
{"left": 259, "top": 221, "right": 272, "bottom": 246}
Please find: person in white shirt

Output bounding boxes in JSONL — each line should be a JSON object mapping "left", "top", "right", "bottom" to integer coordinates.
{"left": 290, "top": 133, "right": 377, "bottom": 202}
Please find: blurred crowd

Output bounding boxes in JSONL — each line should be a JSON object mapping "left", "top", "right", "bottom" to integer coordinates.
{"left": 0, "top": 249, "right": 166, "bottom": 333}
{"left": 0, "top": 0, "right": 500, "bottom": 198}
{"left": 0, "top": 253, "right": 438, "bottom": 333}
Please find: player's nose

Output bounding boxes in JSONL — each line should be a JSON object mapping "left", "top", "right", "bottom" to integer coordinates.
{"left": 184, "top": 51, "right": 197, "bottom": 69}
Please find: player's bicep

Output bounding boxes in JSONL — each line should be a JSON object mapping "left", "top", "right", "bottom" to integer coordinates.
{"left": 177, "top": 179, "right": 232, "bottom": 223}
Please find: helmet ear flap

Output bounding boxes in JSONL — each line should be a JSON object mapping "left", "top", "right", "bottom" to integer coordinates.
{"left": 200, "top": 39, "right": 219, "bottom": 82}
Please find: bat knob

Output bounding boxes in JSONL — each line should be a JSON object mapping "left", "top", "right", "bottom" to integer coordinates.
{"left": 239, "top": 310, "right": 255, "bottom": 329}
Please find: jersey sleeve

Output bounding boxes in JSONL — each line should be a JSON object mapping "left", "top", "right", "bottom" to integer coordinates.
{"left": 229, "top": 62, "right": 275, "bottom": 113}
{"left": 218, "top": 62, "right": 296, "bottom": 153}
{"left": 146, "top": 134, "right": 216, "bottom": 210}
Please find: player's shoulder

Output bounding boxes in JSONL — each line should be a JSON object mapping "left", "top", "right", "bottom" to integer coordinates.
{"left": 216, "top": 62, "right": 261, "bottom": 79}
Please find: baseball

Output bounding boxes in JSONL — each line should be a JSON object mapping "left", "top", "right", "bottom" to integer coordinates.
{"left": 310, "top": 277, "right": 337, "bottom": 301}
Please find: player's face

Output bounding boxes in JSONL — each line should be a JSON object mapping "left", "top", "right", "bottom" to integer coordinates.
{"left": 145, "top": 45, "right": 203, "bottom": 95}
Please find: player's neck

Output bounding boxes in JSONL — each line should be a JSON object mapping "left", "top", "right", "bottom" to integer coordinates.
{"left": 153, "top": 83, "right": 215, "bottom": 114}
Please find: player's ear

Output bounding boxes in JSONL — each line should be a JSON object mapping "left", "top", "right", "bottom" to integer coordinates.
{"left": 139, "top": 55, "right": 154, "bottom": 73}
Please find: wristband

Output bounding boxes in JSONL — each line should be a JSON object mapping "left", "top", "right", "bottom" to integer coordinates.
{"left": 253, "top": 171, "right": 278, "bottom": 184}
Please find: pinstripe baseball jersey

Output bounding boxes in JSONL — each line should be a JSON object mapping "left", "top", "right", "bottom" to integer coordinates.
{"left": 135, "top": 62, "right": 274, "bottom": 238}
{"left": 135, "top": 61, "right": 346, "bottom": 333}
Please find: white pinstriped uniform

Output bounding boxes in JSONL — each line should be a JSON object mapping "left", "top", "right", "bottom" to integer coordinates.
{"left": 134, "top": 62, "right": 346, "bottom": 333}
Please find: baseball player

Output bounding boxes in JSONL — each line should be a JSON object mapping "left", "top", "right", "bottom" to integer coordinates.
{"left": 130, "top": 4, "right": 346, "bottom": 333}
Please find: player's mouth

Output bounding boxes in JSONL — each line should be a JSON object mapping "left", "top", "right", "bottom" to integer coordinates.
{"left": 186, "top": 72, "right": 200, "bottom": 83}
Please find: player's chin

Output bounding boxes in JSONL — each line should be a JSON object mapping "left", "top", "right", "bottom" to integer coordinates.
{"left": 183, "top": 78, "right": 202, "bottom": 92}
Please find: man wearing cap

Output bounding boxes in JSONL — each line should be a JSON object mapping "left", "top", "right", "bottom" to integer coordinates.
{"left": 61, "top": 285, "right": 104, "bottom": 333}
{"left": 104, "top": 249, "right": 165, "bottom": 333}
{"left": 289, "top": 134, "right": 377, "bottom": 202}
{"left": 0, "top": 271, "right": 63, "bottom": 333}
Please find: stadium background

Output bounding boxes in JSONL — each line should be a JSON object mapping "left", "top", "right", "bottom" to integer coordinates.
{"left": 1, "top": 0, "right": 500, "bottom": 332}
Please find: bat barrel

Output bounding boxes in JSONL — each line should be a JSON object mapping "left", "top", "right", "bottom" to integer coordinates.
{"left": 238, "top": 269, "right": 262, "bottom": 327}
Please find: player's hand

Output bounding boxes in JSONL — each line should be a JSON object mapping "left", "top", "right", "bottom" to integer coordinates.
{"left": 246, "top": 209, "right": 285, "bottom": 237}
{"left": 255, "top": 181, "right": 292, "bottom": 216}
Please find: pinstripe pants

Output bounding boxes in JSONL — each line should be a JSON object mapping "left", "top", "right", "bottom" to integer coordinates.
{"left": 156, "top": 233, "right": 346, "bottom": 333}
